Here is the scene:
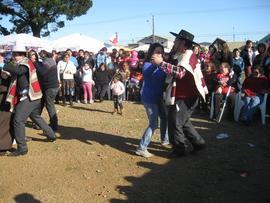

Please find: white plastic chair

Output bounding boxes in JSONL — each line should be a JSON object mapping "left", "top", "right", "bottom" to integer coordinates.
{"left": 234, "top": 93, "right": 269, "bottom": 125}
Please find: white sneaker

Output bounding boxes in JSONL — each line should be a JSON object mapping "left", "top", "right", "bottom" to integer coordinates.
{"left": 161, "top": 141, "right": 170, "bottom": 146}
{"left": 89, "top": 99, "right": 94, "bottom": 104}
{"left": 135, "top": 149, "right": 154, "bottom": 158}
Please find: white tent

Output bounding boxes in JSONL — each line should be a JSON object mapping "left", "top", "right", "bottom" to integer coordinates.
{"left": 50, "top": 33, "right": 106, "bottom": 53}
{"left": 0, "top": 33, "right": 52, "bottom": 51}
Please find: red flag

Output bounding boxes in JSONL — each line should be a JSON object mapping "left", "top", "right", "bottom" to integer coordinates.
{"left": 109, "top": 33, "right": 118, "bottom": 45}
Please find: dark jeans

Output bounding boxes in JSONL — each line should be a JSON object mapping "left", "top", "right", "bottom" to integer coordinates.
{"left": 214, "top": 93, "right": 235, "bottom": 119}
{"left": 41, "top": 87, "right": 59, "bottom": 131}
{"left": 167, "top": 98, "right": 205, "bottom": 155}
{"left": 61, "top": 79, "right": 75, "bottom": 104}
{"left": 75, "top": 83, "right": 83, "bottom": 102}
{"left": 13, "top": 98, "right": 55, "bottom": 151}
{"left": 95, "top": 83, "right": 109, "bottom": 100}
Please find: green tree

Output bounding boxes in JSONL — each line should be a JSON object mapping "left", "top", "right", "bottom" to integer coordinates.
{"left": 0, "top": 0, "right": 93, "bottom": 37}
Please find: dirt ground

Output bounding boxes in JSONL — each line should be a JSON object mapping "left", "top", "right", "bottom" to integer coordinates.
{"left": 1, "top": 101, "right": 270, "bottom": 203}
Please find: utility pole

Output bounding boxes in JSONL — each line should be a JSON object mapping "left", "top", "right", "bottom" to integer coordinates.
{"left": 152, "top": 15, "right": 155, "bottom": 43}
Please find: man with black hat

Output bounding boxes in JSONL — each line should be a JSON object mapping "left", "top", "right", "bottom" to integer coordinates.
{"left": 3, "top": 45, "right": 56, "bottom": 156}
{"left": 151, "top": 29, "right": 208, "bottom": 157}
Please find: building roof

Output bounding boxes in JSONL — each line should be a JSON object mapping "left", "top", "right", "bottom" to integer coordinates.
{"left": 258, "top": 33, "right": 270, "bottom": 44}
{"left": 137, "top": 35, "right": 168, "bottom": 44}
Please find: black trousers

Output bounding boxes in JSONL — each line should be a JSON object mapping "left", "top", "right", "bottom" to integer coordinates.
{"left": 13, "top": 98, "right": 55, "bottom": 151}
{"left": 95, "top": 83, "right": 109, "bottom": 100}
{"left": 167, "top": 98, "right": 205, "bottom": 155}
{"left": 213, "top": 93, "right": 235, "bottom": 119}
{"left": 40, "top": 87, "right": 59, "bottom": 131}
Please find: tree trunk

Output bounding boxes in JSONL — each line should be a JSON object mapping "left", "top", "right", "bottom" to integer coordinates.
{"left": 31, "top": 26, "right": 42, "bottom": 38}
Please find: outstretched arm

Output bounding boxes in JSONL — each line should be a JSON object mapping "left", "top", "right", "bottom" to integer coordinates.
{"left": 151, "top": 54, "right": 186, "bottom": 79}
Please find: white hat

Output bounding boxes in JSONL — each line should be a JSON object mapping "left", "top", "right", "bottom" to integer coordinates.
{"left": 12, "top": 44, "right": 26, "bottom": 53}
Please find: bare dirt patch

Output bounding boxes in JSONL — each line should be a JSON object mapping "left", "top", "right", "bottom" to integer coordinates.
{"left": 1, "top": 101, "right": 270, "bottom": 203}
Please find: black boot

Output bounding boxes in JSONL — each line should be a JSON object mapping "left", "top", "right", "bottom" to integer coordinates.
{"left": 50, "top": 115, "right": 58, "bottom": 132}
{"left": 63, "top": 95, "right": 67, "bottom": 106}
{"left": 69, "top": 95, "right": 73, "bottom": 106}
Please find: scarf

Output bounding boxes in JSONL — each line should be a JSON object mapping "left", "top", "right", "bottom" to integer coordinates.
{"left": 6, "top": 58, "right": 42, "bottom": 112}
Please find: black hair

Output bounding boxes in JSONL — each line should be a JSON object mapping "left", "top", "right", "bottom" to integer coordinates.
{"left": 253, "top": 65, "right": 264, "bottom": 74}
{"left": 138, "top": 50, "right": 145, "bottom": 60}
{"left": 246, "top": 40, "right": 252, "bottom": 45}
{"left": 145, "top": 43, "right": 164, "bottom": 62}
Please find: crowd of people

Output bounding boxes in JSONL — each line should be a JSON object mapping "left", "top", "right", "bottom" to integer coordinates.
{"left": 0, "top": 29, "right": 270, "bottom": 157}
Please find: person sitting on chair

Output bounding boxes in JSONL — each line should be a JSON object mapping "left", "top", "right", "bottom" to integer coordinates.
{"left": 241, "top": 66, "right": 269, "bottom": 125}
{"left": 213, "top": 62, "right": 237, "bottom": 121}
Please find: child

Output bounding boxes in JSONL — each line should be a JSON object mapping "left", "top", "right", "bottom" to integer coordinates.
{"left": 110, "top": 76, "right": 125, "bottom": 115}
{"left": 232, "top": 48, "right": 245, "bottom": 90}
{"left": 213, "top": 62, "right": 237, "bottom": 120}
{"left": 81, "top": 62, "right": 94, "bottom": 104}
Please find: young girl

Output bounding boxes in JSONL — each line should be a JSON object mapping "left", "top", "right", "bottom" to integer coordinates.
{"left": 213, "top": 62, "right": 237, "bottom": 120}
{"left": 81, "top": 62, "right": 94, "bottom": 104}
{"left": 110, "top": 76, "right": 125, "bottom": 115}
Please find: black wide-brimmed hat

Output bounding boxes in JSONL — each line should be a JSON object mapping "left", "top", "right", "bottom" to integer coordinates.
{"left": 170, "top": 29, "right": 199, "bottom": 46}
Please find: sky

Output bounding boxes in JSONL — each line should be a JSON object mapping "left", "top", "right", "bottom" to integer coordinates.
{"left": 2, "top": 0, "right": 270, "bottom": 45}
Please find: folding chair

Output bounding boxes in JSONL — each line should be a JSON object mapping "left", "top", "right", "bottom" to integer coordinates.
{"left": 234, "top": 93, "right": 269, "bottom": 125}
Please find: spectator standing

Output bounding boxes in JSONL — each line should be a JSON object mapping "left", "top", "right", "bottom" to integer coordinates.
{"left": 93, "top": 63, "right": 110, "bottom": 102}
{"left": 81, "top": 62, "right": 94, "bottom": 104}
{"left": 57, "top": 53, "right": 77, "bottom": 106}
{"left": 232, "top": 48, "right": 245, "bottom": 90}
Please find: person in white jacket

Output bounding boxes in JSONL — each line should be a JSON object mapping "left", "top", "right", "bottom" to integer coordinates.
{"left": 57, "top": 52, "right": 77, "bottom": 106}
{"left": 81, "top": 62, "right": 94, "bottom": 103}
{"left": 110, "top": 75, "right": 125, "bottom": 115}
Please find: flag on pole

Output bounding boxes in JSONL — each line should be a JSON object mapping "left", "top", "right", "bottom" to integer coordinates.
{"left": 109, "top": 33, "right": 118, "bottom": 45}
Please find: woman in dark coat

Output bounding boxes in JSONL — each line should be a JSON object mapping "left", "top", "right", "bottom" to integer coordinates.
{"left": 0, "top": 69, "right": 13, "bottom": 153}
{"left": 93, "top": 63, "right": 111, "bottom": 102}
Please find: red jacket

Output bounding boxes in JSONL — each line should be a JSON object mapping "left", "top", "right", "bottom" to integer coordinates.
{"left": 242, "top": 75, "right": 269, "bottom": 96}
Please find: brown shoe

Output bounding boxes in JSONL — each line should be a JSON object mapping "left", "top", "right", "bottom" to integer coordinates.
{"left": 118, "top": 109, "right": 123, "bottom": 115}
{"left": 112, "top": 108, "right": 117, "bottom": 115}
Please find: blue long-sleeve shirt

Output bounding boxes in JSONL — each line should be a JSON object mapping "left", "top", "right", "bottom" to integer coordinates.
{"left": 141, "top": 62, "right": 166, "bottom": 104}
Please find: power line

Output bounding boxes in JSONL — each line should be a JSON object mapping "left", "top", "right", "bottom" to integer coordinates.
{"left": 112, "top": 30, "right": 269, "bottom": 43}
{"left": 68, "top": 4, "right": 270, "bottom": 27}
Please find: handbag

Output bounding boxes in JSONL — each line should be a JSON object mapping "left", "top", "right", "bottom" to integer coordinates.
{"left": 60, "top": 61, "right": 68, "bottom": 80}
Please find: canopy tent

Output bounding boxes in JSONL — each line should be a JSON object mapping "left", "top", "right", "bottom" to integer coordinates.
{"left": 50, "top": 33, "right": 107, "bottom": 53}
{"left": 0, "top": 33, "right": 52, "bottom": 51}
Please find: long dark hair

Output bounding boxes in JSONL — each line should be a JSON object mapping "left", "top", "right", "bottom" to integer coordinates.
{"left": 145, "top": 43, "right": 164, "bottom": 62}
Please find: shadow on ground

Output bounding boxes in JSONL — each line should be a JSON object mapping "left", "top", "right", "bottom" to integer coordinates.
{"left": 14, "top": 193, "right": 42, "bottom": 203}
{"left": 27, "top": 112, "right": 270, "bottom": 203}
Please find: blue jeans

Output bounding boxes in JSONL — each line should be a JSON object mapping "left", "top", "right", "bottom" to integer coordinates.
{"left": 138, "top": 101, "right": 168, "bottom": 151}
{"left": 242, "top": 95, "right": 263, "bottom": 121}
